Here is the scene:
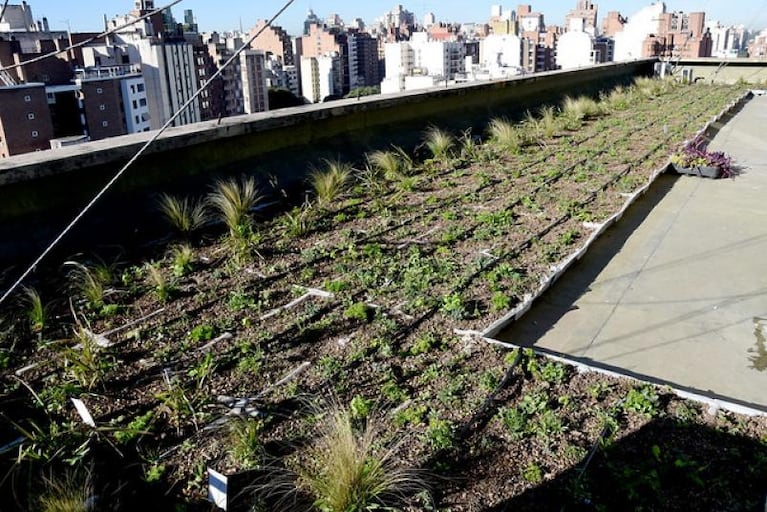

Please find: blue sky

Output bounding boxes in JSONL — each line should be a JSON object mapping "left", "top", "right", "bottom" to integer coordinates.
{"left": 17, "top": 1, "right": 767, "bottom": 36}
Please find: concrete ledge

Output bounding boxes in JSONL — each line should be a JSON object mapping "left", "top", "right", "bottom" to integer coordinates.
{"left": 0, "top": 59, "right": 655, "bottom": 188}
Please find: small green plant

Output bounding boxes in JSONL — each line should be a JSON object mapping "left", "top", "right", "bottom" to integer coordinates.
{"left": 158, "top": 193, "right": 207, "bottom": 234}
{"left": 310, "top": 159, "right": 352, "bottom": 207}
{"left": 62, "top": 323, "right": 113, "bottom": 391}
{"left": 381, "top": 380, "right": 408, "bottom": 403}
{"left": 440, "top": 292, "right": 466, "bottom": 320}
{"left": 146, "top": 263, "right": 175, "bottom": 303}
{"left": 349, "top": 395, "right": 373, "bottom": 420}
{"left": 423, "top": 126, "right": 454, "bottom": 162}
{"left": 480, "top": 369, "right": 500, "bottom": 391}
{"left": 189, "top": 324, "right": 216, "bottom": 343}
{"left": 540, "top": 361, "right": 567, "bottom": 385}
{"left": 488, "top": 118, "right": 522, "bottom": 153}
{"left": 113, "top": 411, "right": 154, "bottom": 444}
{"left": 144, "top": 461, "right": 166, "bottom": 483}
{"left": 65, "top": 261, "right": 111, "bottom": 310}
{"left": 169, "top": 243, "right": 195, "bottom": 277}
{"left": 395, "top": 404, "right": 427, "bottom": 426}
{"left": 208, "top": 176, "right": 262, "bottom": 237}
{"left": 229, "top": 417, "right": 263, "bottom": 469}
{"left": 539, "top": 105, "right": 558, "bottom": 138}
{"left": 522, "top": 462, "right": 543, "bottom": 484}
{"left": 622, "top": 385, "right": 660, "bottom": 418}
{"left": 491, "top": 291, "right": 511, "bottom": 311}
{"left": 22, "top": 286, "right": 46, "bottom": 334}
{"left": 426, "top": 415, "right": 454, "bottom": 450}
{"left": 501, "top": 407, "right": 528, "bottom": 440}
{"left": 344, "top": 302, "right": 371, "bottom": 322}
{"left": 410, "top": 332, "right": 440, "bottom": 356}
{"left": 281, "top": 206, "right": 312, "bottom": 236}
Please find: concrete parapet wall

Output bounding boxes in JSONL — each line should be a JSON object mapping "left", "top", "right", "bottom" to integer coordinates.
{"left": 674, "top": 58, "right": 767, "bottom": 85}
{"left": 0, "top": 59, "right": 654, "bottom": 261}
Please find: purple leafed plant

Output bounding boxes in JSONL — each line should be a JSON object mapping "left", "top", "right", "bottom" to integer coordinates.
{"left": 671, "top": 137, "right": 736, "bottom": 178}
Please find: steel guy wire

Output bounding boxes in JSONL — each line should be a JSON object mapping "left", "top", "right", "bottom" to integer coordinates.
{"left": 0, "top": 0, "right": 297, "bottom": 306}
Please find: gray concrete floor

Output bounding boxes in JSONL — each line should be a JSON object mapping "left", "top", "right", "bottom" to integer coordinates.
{"left": 496, "top": 93, "right": 767, "bottom": 410}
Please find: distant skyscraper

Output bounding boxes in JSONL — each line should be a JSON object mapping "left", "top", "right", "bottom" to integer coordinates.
{"left": 304, "top": 9, "right": 322, "bottom": 35}
{"left": 183, "top": 9, "right": 198, "bottom": 33}
{"left": 240, "top": 50, "right": 269, "bottom": 113}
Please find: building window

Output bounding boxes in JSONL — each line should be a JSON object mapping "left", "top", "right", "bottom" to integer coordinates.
{"left": 24, "top": 95, "right": 31, "bottom": 102}
{"left": 131, "top": 85, "right": 136, "bottom": 94}
{"left": 96, "top": 87, "right": 103, "bottom": 94}
{"left": 137, "top": 83, "right": 145, "bottom": 92}
{"left": 99, "top": 104, "right": 106, "bottom": 111}
{"left": 102, "top": 121, "right": 109, "bottom": 127}
{"left": 31, "top": 130, "right": 39, "bottom": 138}
{"left": 27, "top": 113, "right": 35, "bottom": 120}
{"left": 132, "top": 100, "right": 138, "bottom": 109}
{"left": 139, "top": 98, "right": 147, "bottom": 107}
{"left": 135, "top": 115, "right": 140, "bottom": 124}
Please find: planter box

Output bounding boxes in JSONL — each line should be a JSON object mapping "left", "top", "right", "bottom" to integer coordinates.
{"left": 671, "top": 163, "right": 722, "bottom": 179}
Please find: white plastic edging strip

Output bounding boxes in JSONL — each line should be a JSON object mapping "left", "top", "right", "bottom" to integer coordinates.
{"left": 485, "top": 337, "right": 767, "bottom": 419}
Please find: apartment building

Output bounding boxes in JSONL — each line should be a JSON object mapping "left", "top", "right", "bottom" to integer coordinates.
{"left": 240, "top": 50, "right": 269, "bottom": 114}
{"left": 0, "top": 83, "right": 54, "bottom": 157}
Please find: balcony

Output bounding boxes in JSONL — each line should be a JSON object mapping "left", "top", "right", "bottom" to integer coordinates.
{"left": 1, "top": 61, "right": 766, "bottom": 511}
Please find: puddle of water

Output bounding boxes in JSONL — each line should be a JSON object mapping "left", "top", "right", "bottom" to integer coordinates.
{"left": 747, "top": 317, "right": 767, "bottom": 372}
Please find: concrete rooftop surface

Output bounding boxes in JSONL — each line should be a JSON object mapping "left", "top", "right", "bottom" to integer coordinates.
{"left": 496, "top": 93, "right": 767, "bottom": 411}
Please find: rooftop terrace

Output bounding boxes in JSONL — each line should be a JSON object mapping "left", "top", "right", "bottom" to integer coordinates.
{"left": 1, "top": 72, "right": 766, "bottom": 511}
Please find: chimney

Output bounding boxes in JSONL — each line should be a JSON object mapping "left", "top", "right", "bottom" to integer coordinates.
{"left": 43, "top": 17, "right": 50, "bottom": 32}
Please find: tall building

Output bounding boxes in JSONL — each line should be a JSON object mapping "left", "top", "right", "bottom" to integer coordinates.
{"left": 300, "top": 54, "right": 342, "bottom": 103}
{"left": 136, "top": 39, "right": 200, "bottom": 128}
{"left": 240, "top": 50, "right": 269, "bottom": 113}
{"left": 249, "top": 20, "right": 294, "bottom": 66}
{"left": 207, "top": 34, "right": 245, "bottom": 117}
{"left": 614, "top": 3, "right": 712, "bottom": 61}
{"left": 565, "top": 1, "right": 598, "bottom": 36}
{"left": 648, "top": 11, "right": 712, "bottom": 59}
{"left": 76, "top": 76, "right": 129, "bottom": 140}
{"left": 300, "top": 24, "right": 350, "bottom": 95}
{"left": 0, "top": 83, "right": 54, "bottom": 157}
{"left": 707, "top": 22, "right": 748, "bottom": 58}
{"left": 613, "top": 2, "right": 665, "bottom": 61}
{"left": 303, "top": 9, "right": 322, "bottom": 36}
{"left": 602, "top": 11, "right": 626, "bottom": 38}
{"left": 480, "top": 34, "right": 523, "bottom": 70}
{"left": 748, "top": 29, "right": 767, "bottom": 58}
{"left": 348, "top": 31, "right": 381, "bottom": 90}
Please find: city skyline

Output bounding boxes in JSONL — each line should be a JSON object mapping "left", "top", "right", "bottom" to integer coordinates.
{"left": 13, "top": 0, "right": 767, "bottom": 36}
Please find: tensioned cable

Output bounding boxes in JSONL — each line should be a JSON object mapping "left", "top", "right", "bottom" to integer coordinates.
{"left": 0, "top": 0, "right": 297, "bottom": 306}
{"left": 0, "top": 0, "right": 183, "bottom": 74}
{"left": 0, "top": 1, "right": 10, "bottom": 24}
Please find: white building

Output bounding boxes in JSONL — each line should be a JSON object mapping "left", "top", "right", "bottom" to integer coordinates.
{"left": 240, "top": 50, "right": 269, "bottom": 114}
{"left": 707, "top": 21, "right": 748, "bottom": 58}
{"left": 137, "top": 40, "right": 201, "bottom": 129}
{"left": 613, "top": 2, "right": 665, "bottom": 62}
{"left": 120, "top": 75, "right": 151, "bottom": 132}
{"left": 480, "top": 34, "right": 522, "bottom": 69}
{"left": 380, "top": 32, "right": 466, "bottom": 94}
{"left": 557, "top": 19, "right": 597, "bottom": 69}
{"left": 300, "top": 54, "right": 341, "bottom": 103}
